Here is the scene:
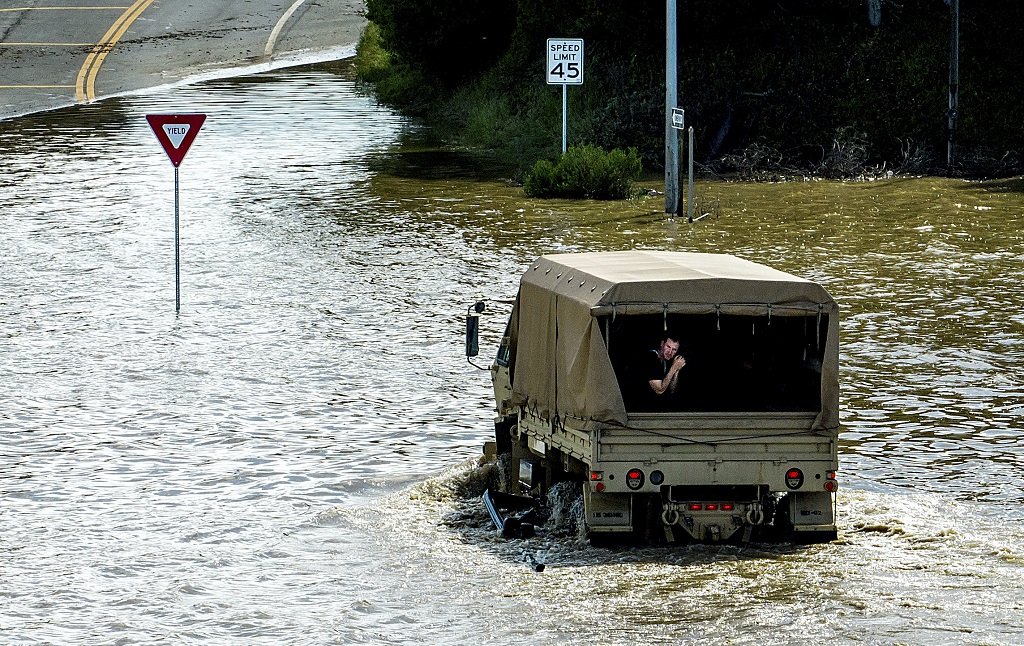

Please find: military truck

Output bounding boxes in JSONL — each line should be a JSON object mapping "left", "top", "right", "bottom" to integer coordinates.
{"left": 467, "top": 250, "right": 840, "bottom": 543}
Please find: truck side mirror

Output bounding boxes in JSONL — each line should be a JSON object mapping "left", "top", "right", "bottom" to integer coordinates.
{"left": 465, "top": 301, "right": 486, "bottom": 357}
{"left": 466, "top": 314, "right": 480, "bottom": 357}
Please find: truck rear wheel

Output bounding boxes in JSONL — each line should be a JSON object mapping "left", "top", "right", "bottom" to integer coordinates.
{"left": 772, "top": 494, "right": 794, "bottom": 542}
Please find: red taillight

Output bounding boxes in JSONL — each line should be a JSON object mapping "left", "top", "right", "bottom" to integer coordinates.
{"left": 595, "top": 482, "right": 605, "bottom": 493}
{"left": 684, "top": 503, "right": 735, "bottom": 512}
{"left": 785, "top": 468, "right": 804, "bottom": 490}
{"left": 590, "top": 471, "right": 603, "bottom": 481}
{"left": 824, "top": 470, "right": 838, "bottom": 492}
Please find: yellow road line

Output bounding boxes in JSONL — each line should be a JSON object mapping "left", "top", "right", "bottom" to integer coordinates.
{"left": 74, "top": 0, "right": 156, "bottom": 103}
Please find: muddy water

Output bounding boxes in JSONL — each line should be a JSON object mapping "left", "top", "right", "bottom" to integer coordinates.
{"left": 2, "top": 64, "right": 1023, "bottom": 644}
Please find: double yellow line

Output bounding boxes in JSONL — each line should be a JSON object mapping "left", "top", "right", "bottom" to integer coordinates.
{"left": 75, "top": 0, "right": 156, "bottom": 103}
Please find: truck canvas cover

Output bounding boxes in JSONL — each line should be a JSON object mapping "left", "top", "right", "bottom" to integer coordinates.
{"left": 506, "top": 250, "right": 839, "bottom": 430}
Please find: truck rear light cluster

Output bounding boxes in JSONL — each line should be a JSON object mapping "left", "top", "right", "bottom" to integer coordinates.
{"left": 686, "top": 502, "right": 737, "bottom": 512}
{"left": 625, "top": 468, "right": 645, "bottom": 490}
{"left": 785, "top": 468, "right": 804, "bottom": 489}
{"left": 824, "top": 470, "right": 839, "bottom": 492}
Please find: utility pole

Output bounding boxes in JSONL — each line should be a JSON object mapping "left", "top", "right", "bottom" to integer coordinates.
{"left": 665, "top": 0, "right": 679, "bottom": 215}
{"left": 947, "top": 0, "right": 959, "bottom": 171}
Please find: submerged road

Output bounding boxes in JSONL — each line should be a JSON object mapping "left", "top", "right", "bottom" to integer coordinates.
{"left": 0, "top": 0, "right": 366, "bottom": 120}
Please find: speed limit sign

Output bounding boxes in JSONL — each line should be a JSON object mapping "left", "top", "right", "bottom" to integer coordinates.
{"left": 546, "top": 38, "right": 584, "bottom": 85}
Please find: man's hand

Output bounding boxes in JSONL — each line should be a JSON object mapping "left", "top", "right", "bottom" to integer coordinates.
{"left": 668, "top": 355, "right": 686, "bottom": 377}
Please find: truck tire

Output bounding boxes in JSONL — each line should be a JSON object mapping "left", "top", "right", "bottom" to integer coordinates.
{"left": 494, "top": 417, "right": 515, "bottom": 455}
{"left": 772, "top": 494, "right": 794, "bottom": 542}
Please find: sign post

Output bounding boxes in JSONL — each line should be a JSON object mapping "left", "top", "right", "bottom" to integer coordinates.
{"left": 145, "top": 113, "right": 206, "bottom": 313}
{"left": 546, "top": 38, "right": 584, "bottom": 153}
{"left": 671, "top": 108, "right": 694, "bottom": 222}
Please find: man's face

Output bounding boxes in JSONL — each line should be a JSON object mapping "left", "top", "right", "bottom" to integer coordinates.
{"left": 659, "top": 338, "right": 680, "bottom": 360}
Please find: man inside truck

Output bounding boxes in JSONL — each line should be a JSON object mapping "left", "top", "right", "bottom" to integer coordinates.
{"left": 634, "top": 332, "right": 688, "bottom": 409}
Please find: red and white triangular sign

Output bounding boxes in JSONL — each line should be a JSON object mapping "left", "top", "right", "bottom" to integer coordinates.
{"left": 146, "top": 113, "right": 206, "bottom": 167}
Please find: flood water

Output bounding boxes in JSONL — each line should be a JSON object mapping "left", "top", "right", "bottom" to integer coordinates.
{"left": 2, "top": 63, "right": 1023, "bottom": 645}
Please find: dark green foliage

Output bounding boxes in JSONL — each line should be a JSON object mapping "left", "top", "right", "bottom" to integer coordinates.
{"left": 524, "top": 145, "right": 642, "bottom": 200}
{"left": 365, "top": 0, "right": 515, "bottom": 87}
{"left": 360, "top": 0, "right": 1024, "bottom": 177}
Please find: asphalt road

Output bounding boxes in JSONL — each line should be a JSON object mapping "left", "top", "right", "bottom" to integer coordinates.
{"left": 0, "top": 0, "right": 366, "bottom": 120}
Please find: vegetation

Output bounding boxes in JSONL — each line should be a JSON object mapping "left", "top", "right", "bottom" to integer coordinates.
{"left": 524, "top": 145, "right": 642, "bottom": 199}
{"left": 359, "top": 0, "right": 1024, "bottom": 180}
{"left": 353, "top": 21, "right": 390, "bottom": 83}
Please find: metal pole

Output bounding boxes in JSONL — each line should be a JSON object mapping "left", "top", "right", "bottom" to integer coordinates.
{"left": 562, "top": 83, "right": 568, "bottom": 153}
{"left": 687, "top": 126, "right": 695, "bottom": 223}
{"left": 665, "top": 0, "right": 679, "bottom": 215}
{"left": 174, "top": 166, "right": 180, "bottom": 313}
{"left": 947, "top": 0, "right": 959, "bottom": 171}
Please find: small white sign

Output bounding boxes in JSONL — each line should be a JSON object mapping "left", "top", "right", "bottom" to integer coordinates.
{"left": 671, "top": 108, "right": 685, "bottom": 130}
{"left": 162, "top": 123, "right": 190, "bottom": 148}
{"left": 546, "top": 38, "right": 584, "bottom": 85}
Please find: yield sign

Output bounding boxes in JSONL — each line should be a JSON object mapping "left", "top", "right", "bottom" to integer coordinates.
{"left": 146, "top": 113, "right": 206, "bottom": 167}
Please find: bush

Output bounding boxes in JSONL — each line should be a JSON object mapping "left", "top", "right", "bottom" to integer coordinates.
{"left": 524, "top": 145, "right": 642, "bottom": 200}
{"left": 354, "top": 22, "right": 391, "bottom": 83}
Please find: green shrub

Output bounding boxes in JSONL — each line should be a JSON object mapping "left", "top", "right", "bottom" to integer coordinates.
{"left": 372, "top": 63, "right": 433, "bottom": 113}
{"left": 524, "top": 145, "right": 642, "bottom": 200}
{"left": 354, "top": 22, "right": 391, "bottom": 83}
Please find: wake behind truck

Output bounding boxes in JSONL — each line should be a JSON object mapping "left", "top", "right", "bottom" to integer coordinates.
{"left": 468, "top": 250, "right": 840, "bottom": 544}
